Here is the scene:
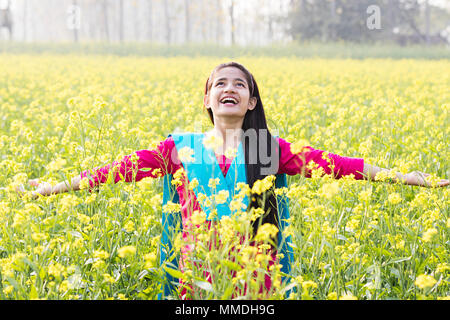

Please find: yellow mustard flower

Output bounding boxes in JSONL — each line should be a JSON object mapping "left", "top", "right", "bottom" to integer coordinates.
{"left": 414, "top": 274, "right": 437, "bottom": 290}
{"left": 118, "top": 245, "right": 136, "bottom": 259}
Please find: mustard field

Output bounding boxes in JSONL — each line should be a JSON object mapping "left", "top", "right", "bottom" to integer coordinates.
{"left": 0, "top": 55, "right": 448, "bottom": 299}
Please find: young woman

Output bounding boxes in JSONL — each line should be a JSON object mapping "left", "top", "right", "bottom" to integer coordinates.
{"left": 24, "top": 62, "right": 448, "bottom": 299}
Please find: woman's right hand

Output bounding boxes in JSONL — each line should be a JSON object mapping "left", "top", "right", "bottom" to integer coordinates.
{"left": 28, "top": 179, "right": 53, "bottom": 199}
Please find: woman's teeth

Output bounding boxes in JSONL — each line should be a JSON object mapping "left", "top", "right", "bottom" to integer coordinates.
{"left": 220, "top": 98, "right": 238, "bottom": 104}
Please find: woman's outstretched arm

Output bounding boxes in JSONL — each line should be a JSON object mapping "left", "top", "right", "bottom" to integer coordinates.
{"left": 27, "top": 176, "right": 81, "bottom": 198}
{"left": 22, "top": 137, "right": 178, "bottom": 199}
{"left": 363, "top": 163, "right": 449, "bottom": 187}
{"left": 278, "top": 137, "right": 366, "bottom": 180}
{"left": 278, "top": 137, "right": 448, "bottom": 188}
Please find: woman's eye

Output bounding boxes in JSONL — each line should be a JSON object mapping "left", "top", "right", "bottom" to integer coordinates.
{"left": 236, "top": 82, "right": 245, "bottom": 87}
{"left": 216, "top": 81, "right": 224, "bottom": 86}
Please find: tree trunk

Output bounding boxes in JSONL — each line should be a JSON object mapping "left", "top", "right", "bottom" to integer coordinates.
{"left": 31, "top": 0, "right": 35, "bottom": 41}
{"left": 147, "top": 0, "right": 152, "bottom": 41}
{"left": 184, "top": 0, "right": 190, "bottom": 43}
{"left": 119, "top": 0, "right": 124, "bottom": 42}
{"left": 73, "top": 0, "right": 79, "bottom": 43}
{"left": 133, "top": 0, "right": 139, "bottom": 41}
{"left": 23, "top": 0, "right": 27, "bottom": 41}
{"left": 103, "top": 0, "right": 110, "bottom": 42}
{"left": 201, "top": 0, "right": 207, "bottom": 42}
{"left": 329, "top": 0, "right": 336, "bottom": 41}
{"left": 266, "top": 0, "right": 273, "bottom": 42}
{"left": 164, "top": 0, "right": 171, "bottom": 44}
{"left": 229, "top": 0, "right": 235, "bottom": 45}
{"left": 215, "top": 0, "right": 221, "bottom": 44}
{"left": 425, "top": 0, "right": 430, "bottom": 45}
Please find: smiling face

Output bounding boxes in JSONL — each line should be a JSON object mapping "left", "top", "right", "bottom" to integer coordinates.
{"left": 204, "top": 67, "right": 257, "bottom": 121}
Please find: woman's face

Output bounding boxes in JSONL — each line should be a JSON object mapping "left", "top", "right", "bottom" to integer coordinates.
{"left": 204, "top": 67, "right": 257, "bottom": 121}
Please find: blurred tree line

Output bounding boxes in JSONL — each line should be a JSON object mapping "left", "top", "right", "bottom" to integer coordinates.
{"left": 1, "top": 0, "right": 449, "bottom": 45}
{"left": 288, "top": 0, "right": 450, "bottom": 45}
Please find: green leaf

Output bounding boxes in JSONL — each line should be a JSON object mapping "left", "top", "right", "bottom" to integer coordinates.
{"left": 221, "top": 260, "right": 240, "bottom": 271}
{"left": 67, "top": 274, "right": 83, "bottom": 289}
{"left": 194, "top": 280, "right": 213, "bottom": 292}
{"left": 281, "top": 282, "right": 297, "bottom": 295}
{"left": 29, "top": 284, "right": 38, "bottom": 300}
{"left": 221, "top": 285, "right": 234, "bottom": 300}
{"left": 390, "top": 267, "right": 400, "bottom": 278}
{"left": 386, "top": 256, "right": 412, "bottom": 265}
{"left": 39, "top": 267, "right": 46, "bottom": 280}
{"left": 163, "top": 266, "right": 183, "bottom": 279}
{"left": 138, "top": 270, "right": 149, "bottom": 279}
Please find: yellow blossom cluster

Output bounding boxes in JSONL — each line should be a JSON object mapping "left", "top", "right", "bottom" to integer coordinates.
{"left": 0, "top": 55, "right": 447, "bottom": 300}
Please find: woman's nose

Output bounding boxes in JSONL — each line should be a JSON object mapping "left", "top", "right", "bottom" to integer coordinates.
{"left": 224, "top": 84, "right": 236, "bottom": 92}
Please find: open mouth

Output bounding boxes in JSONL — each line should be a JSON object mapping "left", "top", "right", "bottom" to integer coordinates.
{"left": 220, "top": 97, "right": 239, "bottom": 107}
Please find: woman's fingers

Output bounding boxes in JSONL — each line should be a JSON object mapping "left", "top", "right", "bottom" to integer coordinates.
{"left": 31, "top": 191, "right": 39, "bottom": 200}
{"left": 405, "top": 171, "right": 448, "bottom": 188}
{"left": 419, "top": 172, "right": 449, "bottom": 188}
{"left": 28, "top": 179, "right": 40, "bottom": 187}
{"left": 36, "top": 182, "right": 53, "bottom": 196}
{"left": 15, "top": 183, "right": 26, "bottom": 195}
{"left": 18, "top": 179, "right": 53, "bottom": 198}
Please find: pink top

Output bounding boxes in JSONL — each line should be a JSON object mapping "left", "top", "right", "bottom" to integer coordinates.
{"left": 80, "top": 136, "right": 364, "bottom": 297}
{"left": 81, "top": 136, "right": 364, "bottom": 186}
{"left": 80, "top": 135, "right": 364, "bottom": 234}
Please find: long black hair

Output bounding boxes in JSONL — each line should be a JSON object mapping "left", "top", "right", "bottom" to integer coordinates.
{"left": 204, "top": 62, "right": 281, "bottom": 244}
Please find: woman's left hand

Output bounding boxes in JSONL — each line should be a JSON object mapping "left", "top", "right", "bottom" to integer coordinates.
{"left": 403, "top": 171, "right": 449, "bottom": 188}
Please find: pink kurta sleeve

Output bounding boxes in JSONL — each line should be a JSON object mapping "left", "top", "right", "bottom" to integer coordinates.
{"left": 277, "top": 137, "right": 365, "bottom": 180}
{"left": 80, "top": 136, "right": 178, "bottom": 188}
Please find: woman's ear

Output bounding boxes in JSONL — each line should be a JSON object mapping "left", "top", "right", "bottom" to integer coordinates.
{"left": 248, "top": 97, "right": 257, "bottom": 111}
{"left": 203, "top": 94, "right": 210, "bottom": 109}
